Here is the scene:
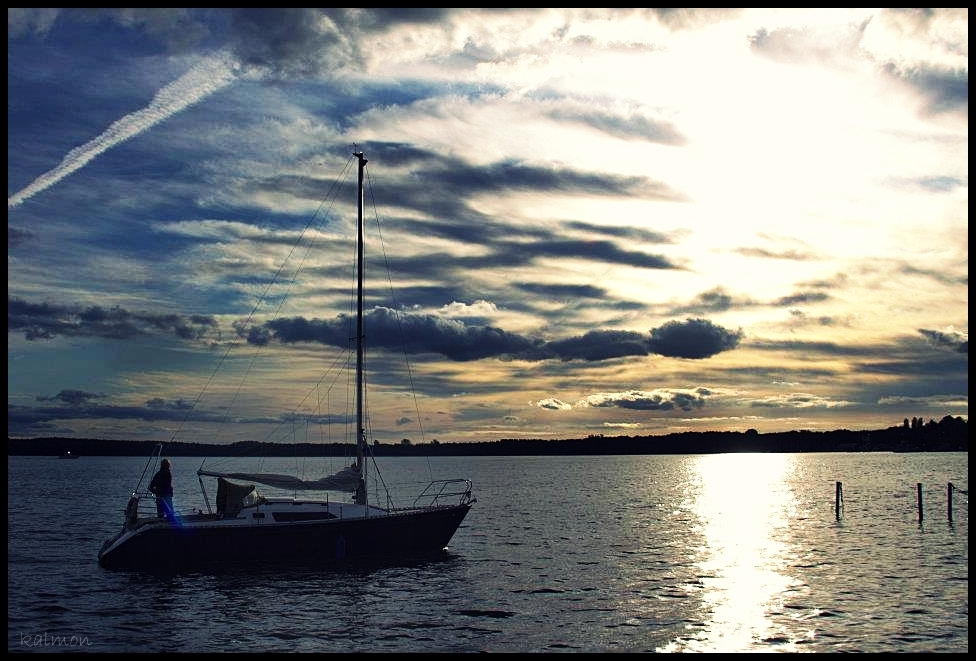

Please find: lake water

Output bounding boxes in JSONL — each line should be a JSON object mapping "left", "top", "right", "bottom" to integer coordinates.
{"left": 7, "top": 452, "right": 968, "bottom": 653}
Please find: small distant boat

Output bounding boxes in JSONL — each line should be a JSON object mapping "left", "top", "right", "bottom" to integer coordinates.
{"left": 59, "top": 451, "right": 80, "bottom": 459}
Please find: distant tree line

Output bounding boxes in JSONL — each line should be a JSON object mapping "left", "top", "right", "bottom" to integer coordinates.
{"left": 7, "top": 415, "right": 967, "bottom": 457}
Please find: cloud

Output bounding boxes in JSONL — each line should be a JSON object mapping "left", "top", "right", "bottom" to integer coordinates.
{"left": 516, "top": 283, "right": 607, "bottom": 300}
{"left": 36, "top": 389, "right": 105, "bottom": 406}
{"left": 646, "top": 318, "right": 743, "bottom": 359}
{"left": 8, "top": 50, "right": 239, "bottom": 209}
{"left": 8, "top": 8, "right": 428, "bottom": 211}
{"left": 748, "top": 20, "right": 868, "bottom": 67}
{"left": 245, "top": 308, "right": 742, "bottom": 362}
{"left": 8, "top": 398, "right": 225, "bottom": 429}
{"left": 670, "top": 287, "right": 753, "bottom": 315}
{"left": 536, "top": 398, "right": 573, "bottom": 411}
{"left": 146, "top": 397, "right": 196, "bottom": 410}
{"left": 919, "top": 327, "right": 968, "bottom": 353}
{"left": 8, "top": 297, "right": 219, "bottom": 342}
{"left": 775, "top": 292, "right": 830, "bottom": 307}
{"left": 749, "top": 393, "right": 854, "bottom": 409}
{"left": 258, "top": 307, "right": 541, "bottom": 361}
{"left": 882, "top": 62, "right": 969, "bottom": 117}
{"left": 545, "top": 106, "right": 689, "bottom": 145}
{"left": 8, "top": 227, "right": 34, "bottom": 249}
{"left": 7, "top": 7, "right": 61, "bottom": 38}
{"left": 225, "top": 8, "right": 356, "bottom": 78}
{"left": 578, "top": 387, "right": 711, "bottom": 412}
{"left": 545, "top": 330, "right": 651, "bottom": 361}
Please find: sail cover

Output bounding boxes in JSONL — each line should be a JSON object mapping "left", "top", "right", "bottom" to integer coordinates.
{"left": 216, "top": 478, "right": 257, "bottom": 518}
{"left": 198, "top": 463, "right": 362, "bottom": 492}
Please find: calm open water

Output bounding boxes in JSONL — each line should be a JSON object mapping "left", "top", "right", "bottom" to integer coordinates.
{"left": 7, "top": 452, "right": 968, "bottom": 653}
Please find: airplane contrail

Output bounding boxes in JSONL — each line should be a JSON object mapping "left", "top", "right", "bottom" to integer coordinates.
{"left": 8, "top": 50, "right": 239, "bottom": 209}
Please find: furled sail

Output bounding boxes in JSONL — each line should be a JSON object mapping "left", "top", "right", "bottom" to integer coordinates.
{"left": 198, "top": 463, "right": 362, "bottom": 491}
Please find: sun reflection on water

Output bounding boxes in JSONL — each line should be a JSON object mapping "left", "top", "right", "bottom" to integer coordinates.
{"left": 659, "top": 453, "right": 811, "bottom": 653}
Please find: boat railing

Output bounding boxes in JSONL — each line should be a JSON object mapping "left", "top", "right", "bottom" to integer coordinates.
{"left": 411, "top": 478, "right": 475, "bottom": 509}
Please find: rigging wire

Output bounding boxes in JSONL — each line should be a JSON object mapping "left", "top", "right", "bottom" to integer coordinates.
{"left": 362, "top": 158, "right": 438, "bottom": 484}
{"left": 168, "top": 155, "right": 356, "bottom": 470}
{"left": 162, "top": 149, "right": 434, "bottom": 503}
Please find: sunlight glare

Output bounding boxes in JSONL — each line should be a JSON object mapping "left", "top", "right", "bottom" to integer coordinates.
{"left": 664, "top": 453, "right": 805, "bottom": 652}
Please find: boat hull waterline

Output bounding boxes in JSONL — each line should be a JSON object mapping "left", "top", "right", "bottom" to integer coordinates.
{"left": 98, "top": 502, "right": 473, "bottom": 571}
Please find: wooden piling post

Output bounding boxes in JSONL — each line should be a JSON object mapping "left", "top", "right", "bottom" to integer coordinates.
{"left": 835, "top": 481, "right": 843, "bottom": 521}
{"left": 916, "top": 483, "right": 923, "bottom": 523}
{"left": 947, "top": 482, "right": 954, "bottom": 523}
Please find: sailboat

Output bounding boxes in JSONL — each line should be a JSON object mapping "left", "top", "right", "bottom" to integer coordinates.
{"left": 98, "top": 152, "right": 475, "bottom": 572}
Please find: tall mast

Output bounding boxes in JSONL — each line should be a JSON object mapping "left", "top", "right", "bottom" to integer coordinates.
{"left": 354, "top": 152, "right": 368, "bottom": 504}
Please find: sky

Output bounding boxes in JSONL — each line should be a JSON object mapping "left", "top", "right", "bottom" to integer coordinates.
{"left": 7, "top": 8, "right": 968, "bottom": 447}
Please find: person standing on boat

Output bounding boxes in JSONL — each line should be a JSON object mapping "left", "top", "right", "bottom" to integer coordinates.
{"left": 148, "top": 458, "right": 175, "bottom": 522}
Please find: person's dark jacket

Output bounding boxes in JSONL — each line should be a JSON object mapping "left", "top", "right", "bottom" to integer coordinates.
{"left": 149, "top": 465, "right": 173, "bottom": 498}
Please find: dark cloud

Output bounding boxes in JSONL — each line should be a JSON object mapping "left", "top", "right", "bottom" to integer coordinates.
{"left": 36, "top": 389, "right": 105, "bottom": 406}
{"left": 670, "top": 287, "right": 744, "bottom": 315}
{"left": 8, "top": 400, "right": 216, "bottom": 434}
{"left": 735, "top": 246, "right": 819, "bottom": 260}
{"left": 145, "top": 397, "right": 196, "bottom": 410}
{"left": 385, "top": 218, "right": 681, "bottom": 284}
{"left": 529, "top": 238, "right": 678, "bottom": 269}
{"left": 646, "top": 318, "right": 743, "bottom": 359}
{"left": 696, "top": 288, "right": 735, "bottom": 311}
{"left": 919, "top": 328, "right": 968, "bottom": 353}
{"left": 546, "top": 330, "right": 649, "bottom": 361}
{"left": 223, "top": 9, "right": 485, "bottom": 79}
{"left": 670, "top": 388, "right": 710, "bottom": 411}
{"left": 258, "top": 308, "right": 541, "bottom": 362}
{"left": 450, "top": 160, "right": 689, "bottom": 202}
{"left": 234, "top": 320, "right": 273, "bottom": 347}
{"left": 898, "top": 264, "right": 968, "bottom": 288}
{"left": 545, "top": 107, "right": 689, "bottom": 145}
{"left": 9, "top": 391, "right": 314, "bottom": 434}
{"left": 750, "top": 338, "right": 881, "bottom": 357}
{"left": 252, "top": 150, "right": 687, "bottom": 317}
{"left": 8, "top": 297, "right": 219, "bottom": 341}
{"left": 248, "top": 309, "right": 742, "bottom": 362}
{"left": 562, "top": 220, "right": 672, "bottom": 244}
{"left": 354, "top": 144, "right": 689, "bottom": 204}
{"left": 226, "top": 8, "right": 356, "bottom": 78}
{"left": 775, "top": 292, "right": 830, "bottom": 306}
{"left": 515, "top": 283, "right": 607, "bottom": 300}
{"left": 254, "top": 147, "right": 687, "bottom": 277}
{"left": 875, "top": 9, "right": 968, "bottom": 117}
{"left": 8, "top": 226, "right": 34, "bottom": 248}
{"left": 883, "top": 62, "right": 968, "bottom": 117}
{"left": 7, "top": 8, "right": 463, "bottom": 81}
{"left": 617, "top": 390, "right": 707, "bottom": 411}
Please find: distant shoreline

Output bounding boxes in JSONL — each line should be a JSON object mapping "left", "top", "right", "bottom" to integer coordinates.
{"left": 7, "top": 416, "right": 968, "bottom": 456}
